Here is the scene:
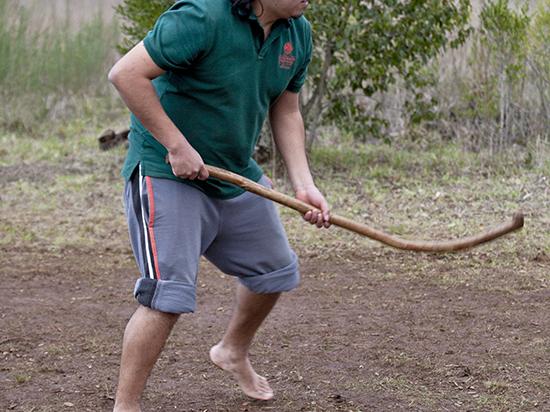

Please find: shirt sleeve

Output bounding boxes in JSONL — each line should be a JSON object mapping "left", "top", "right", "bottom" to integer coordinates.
{"left": 286, "top": 24, "right": 313, "bottom": 93}
{"left": 143, "top": 0, "right": 212, "bottom": 71}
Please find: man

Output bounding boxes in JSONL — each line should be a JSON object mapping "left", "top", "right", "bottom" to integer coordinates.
{"left": 108, "top": 0, "right": 329, "bottom": 409}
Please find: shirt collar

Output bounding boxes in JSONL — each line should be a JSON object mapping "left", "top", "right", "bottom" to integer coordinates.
{"left": 249, "top": 14, "right": 292, "bottom": 28}
{"left": 233, "top": 2, "right": 292, "bottom": 28}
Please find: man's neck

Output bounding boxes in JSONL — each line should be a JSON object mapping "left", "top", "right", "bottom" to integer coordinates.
{"left": 252, "top": 0, "right": 277, "bottom": 39}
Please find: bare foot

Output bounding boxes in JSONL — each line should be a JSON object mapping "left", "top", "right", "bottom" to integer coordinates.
{"left": 209, "top": 343, "right": 274, "bottom": 401}
{"left": 113, "top": 403, "right": 141, "bottom": 412}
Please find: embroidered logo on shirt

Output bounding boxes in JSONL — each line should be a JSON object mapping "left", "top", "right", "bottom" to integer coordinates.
{"left": 284, "top": 42, "right": 294, "bottom": 55}
{"left": 279, "top": 42, "right": 296, "bottom": 70}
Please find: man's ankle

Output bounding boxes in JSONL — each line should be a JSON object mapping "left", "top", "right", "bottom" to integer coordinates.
{"left": 214, "top": 340, "right": 249, "bottom": 360}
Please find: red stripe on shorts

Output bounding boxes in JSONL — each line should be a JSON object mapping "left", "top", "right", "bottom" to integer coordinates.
{"left": 146, "top": 176, "right": 162, "bottom": 280}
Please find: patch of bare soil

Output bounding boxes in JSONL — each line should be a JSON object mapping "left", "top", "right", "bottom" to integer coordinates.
{"left": 0, "top": 163, "right": 88, "bottom": 184}
{"left": 1, "top": 246, "right": 549, "bottom": 411}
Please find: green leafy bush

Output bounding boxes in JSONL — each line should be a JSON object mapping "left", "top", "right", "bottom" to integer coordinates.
{"left": 457, "top": 0, "right": 535, "bottom": 149}
{"left": 304, "top": 0, "right": 471, "bottom": 139}
{"left": 115, "top": 0, "right": 174, "bottom": 53}
{"left": 528, "top": 0, "right": 550, "bottom": 134}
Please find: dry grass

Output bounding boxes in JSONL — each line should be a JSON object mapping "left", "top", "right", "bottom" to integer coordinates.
{"left": 15, "top": 0, "right": 122, "bottom": 24}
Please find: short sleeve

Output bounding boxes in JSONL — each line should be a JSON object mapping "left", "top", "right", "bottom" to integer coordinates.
{"left": 143, "top": 0, "right": 212, "bottom": 71}
{"left": 286, "top": 25, "right": 313, "bottom": 93}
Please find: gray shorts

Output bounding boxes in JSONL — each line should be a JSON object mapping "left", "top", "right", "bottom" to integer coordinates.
{"left": 123, "top": 165, "right": 300, "bottom": 314}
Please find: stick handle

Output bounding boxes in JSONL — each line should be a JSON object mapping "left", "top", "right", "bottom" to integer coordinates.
{"left": 206, "top": 165, "right": 524, "bottom": 252}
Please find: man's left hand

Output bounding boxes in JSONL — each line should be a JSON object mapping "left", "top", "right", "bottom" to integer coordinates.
{"left": 295, "top": 185, "right": 331, "bottom": 228}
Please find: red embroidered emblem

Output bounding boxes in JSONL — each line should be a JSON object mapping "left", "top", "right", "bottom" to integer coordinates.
{"left": 284, "top": 42, "right": 294, "bottom": 55}
{"left": 279, "top": 42, "right": 296, "bottom": 69}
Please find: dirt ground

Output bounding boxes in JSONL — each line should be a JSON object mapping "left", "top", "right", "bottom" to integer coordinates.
{"left": 2, "top": 241, "right": 549, "bottom": 411}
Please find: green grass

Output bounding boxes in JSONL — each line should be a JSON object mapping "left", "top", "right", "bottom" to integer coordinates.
{"left": 1, "top": 119, "right": 547, "bottom": 264}
{"left": 309, "top": 138, "right": 549, "bottom": 183}
{"left": 0, "top": 0, "right": 119, "bottom": 133}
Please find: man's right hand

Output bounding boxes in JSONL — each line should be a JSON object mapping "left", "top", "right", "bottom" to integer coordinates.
{"left": 167, "top": 141, "right": 209, "bottom": 181}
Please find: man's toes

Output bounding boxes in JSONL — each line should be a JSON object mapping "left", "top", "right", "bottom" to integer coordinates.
{"left": 258, "top": 384, "right": 273, "bottom": 396}
{"left": 243, "top": 386, "right": 273, "bottom": 401}
{"left": 260, "top": 388, "right": 273, "bottom": 397}
{"left": 258, "top": 380, "right": 271, "bottom": 391}
{"left": 254, "top": 389, "right": 273, "bottom": 400}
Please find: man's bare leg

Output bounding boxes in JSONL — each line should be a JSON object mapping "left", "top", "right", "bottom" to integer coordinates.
{"left": 114, "top": 306, "right": 179, "bottom": 412}
{"left": 209, "top": 284, "right": 280, "bottom": 400}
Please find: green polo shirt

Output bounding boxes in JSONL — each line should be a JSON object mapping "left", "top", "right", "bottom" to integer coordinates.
{"left": 121, "top": 0, "right": 313, "bottom": 198}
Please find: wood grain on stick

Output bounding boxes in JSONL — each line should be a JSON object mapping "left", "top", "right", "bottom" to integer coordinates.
{"left": 206, "top": 165, "right": 524, "bottom": 252}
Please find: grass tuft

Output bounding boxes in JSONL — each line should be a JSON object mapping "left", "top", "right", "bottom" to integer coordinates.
{"left": 14, "top": 374, "right": 31, "bottom": 384}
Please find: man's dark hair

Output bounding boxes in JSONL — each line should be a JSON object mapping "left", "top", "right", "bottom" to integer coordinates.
{"left": 230, "top": 0, "right": 253, "bottom": 16}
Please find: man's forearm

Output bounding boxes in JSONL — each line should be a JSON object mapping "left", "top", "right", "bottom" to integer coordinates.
{"left": 271, "top": 108, "right": 330, "bottom": 225}
{"left": 270, "top": 111, "right": 315, "bottom": 192}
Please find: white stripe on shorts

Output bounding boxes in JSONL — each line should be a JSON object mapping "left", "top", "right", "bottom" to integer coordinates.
{"left": 139, "top": 164, "right": 155, "bottom": 279}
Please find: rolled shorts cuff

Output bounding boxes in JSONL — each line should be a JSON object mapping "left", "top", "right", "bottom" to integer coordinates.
{"left": 134, "top": 278, "right": 196, "bottom": 314}
{"left": 238, "top": 254, "right": 300, "bottom": 294}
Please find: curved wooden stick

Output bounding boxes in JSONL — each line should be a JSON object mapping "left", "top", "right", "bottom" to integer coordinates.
{"left": 206, "top": 165, "right": 524, "bottom": 252}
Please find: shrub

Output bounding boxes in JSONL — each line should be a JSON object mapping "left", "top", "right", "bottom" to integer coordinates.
{"left": 115, "top": 0, "right": 174, "bottom": 53}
